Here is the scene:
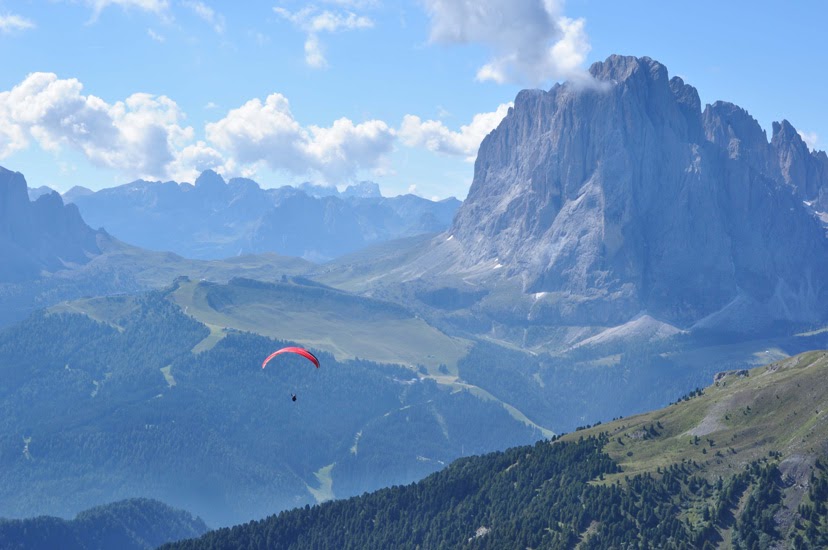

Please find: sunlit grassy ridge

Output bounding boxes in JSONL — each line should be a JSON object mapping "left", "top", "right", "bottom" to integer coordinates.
{"left": 169, "top": 277, "right": 470, "bottom": 370}
{"left": 563, "top": 351, "right": 828, "bottom": 480}
{"left": 165, "top": 351, "right": 828, "bottom": 549}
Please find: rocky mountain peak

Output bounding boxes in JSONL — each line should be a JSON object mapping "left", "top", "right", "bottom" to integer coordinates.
{"left": 343, "top": 181, "right": 382, "bottom": 199}
{"left": 772, "top": 119, "right": 805, "bottom": 147}
{"left": 0, "top": 167, "right": 29, "bottom": 215}
{"left": 770, "top": 120, "right": 823, "bottom": 197}
{"left": 588, "top": 54, "right": 666, "bottom": 84}
{"left": 0, "top": 166, "right": 102, "bottom": 282}
{"left": 194, "top": 169, "right": 226, "bottom": 192}
{"left": 447, "top": 54, "right": 828, "bottom": 330}
{"left": 702, "top": 101, "right": 768, "bottom": 161}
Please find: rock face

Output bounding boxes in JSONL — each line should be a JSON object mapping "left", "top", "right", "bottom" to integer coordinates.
{"left": 0, "top": 167, "right": 102, "bottom": 282}
{"left": 68, "top": 170, "right": 460, "bottom": 261}
{"left": 449, "top": 55, "right": 828, "bottom": 329}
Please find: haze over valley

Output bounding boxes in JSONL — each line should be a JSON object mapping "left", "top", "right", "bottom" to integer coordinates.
{"left": 2, "top": 2, "right": 828, "bottom": 548}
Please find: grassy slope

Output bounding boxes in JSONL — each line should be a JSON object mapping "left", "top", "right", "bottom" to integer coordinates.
{"left": 308, "top": 234, "right": 436, "bottom": 292}
{"left": 562, "top": 350, "right": 828, "bottom": 482}
{"left": 168, "top": 278, "right": 470, "bottom": 370}
{"left": 89, "top": 239, "right": 315, "bottom": 288}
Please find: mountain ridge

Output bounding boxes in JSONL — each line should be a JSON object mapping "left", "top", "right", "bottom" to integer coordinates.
{"left": 0, "top": 498, "right": 208, "bottom": 550}
{"left": 65, "top": 170, "right": 461, "bottom": 261}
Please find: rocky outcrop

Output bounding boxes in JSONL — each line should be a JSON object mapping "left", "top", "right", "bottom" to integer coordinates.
{"left": 448, "top": 55, "right": 828, "bottom": 329}
{"left": 0, "top": 167, "right": 102, "bottom": 282}
{"left": 703, "top": 102, "right": 828, "bottom": 208}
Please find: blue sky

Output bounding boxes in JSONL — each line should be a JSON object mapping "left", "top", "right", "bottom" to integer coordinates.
{"left": 0, "top": 1, "right": 825, "bottom": 199}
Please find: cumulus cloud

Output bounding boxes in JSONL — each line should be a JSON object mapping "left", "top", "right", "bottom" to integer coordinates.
{"left": 0, "top": 14, "right": 35, "bottom": 33}
{"left": 183, "top": 0, "right": 225, "bottom": 34}
{"left": 399, "top": 102, "right": 512, "bottom": 160}
{"left": 422, "top": 0, "right": 590, "bottom": 85}
{"left": 206, "top": 93, "right": 395, "bottom": 182}
{"left": 0, "top": 72, "right": 193, "bottom": 179}
{"left": 167, "top": 140, "right": 225, "bottom": 181}
{"left": 273, "top": 6, "right": 373, "bottom": 68}
{"left": 799, "top": 130, "right": 819, "bottom": 151}
{"left": 0, "top": 73, "right": 403, "bottom": 184}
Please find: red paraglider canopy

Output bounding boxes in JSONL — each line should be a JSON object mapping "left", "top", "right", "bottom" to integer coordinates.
{"left": 261, "top": 346, "right": 320, "bottom": 369}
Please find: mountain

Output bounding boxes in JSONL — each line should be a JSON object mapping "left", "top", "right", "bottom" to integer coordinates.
{"left": 0, "top": 166, "right": 320, "bottom": 327}
{"left": 26, "top": 185, "right": 55, "bottom": 201}
{"left": 703, "top": 102, "right": 828, "bottom": 211}
{"left": 314, "top": 55, "right": 828, "bottom": 350}
{"left": 62, "top": 185, "right": 94, "bottom": 203}
{"left": 164, "top": 351, "right": 828, "bottom": 549}
{"left": 0, "top": 498, "right": 208, "bottom": 550}
{"left": 342, "top": 180, "right": 382, "bottom": 198}
{"left": 0, "top": 227, "right": 314, "bottom": 329}
{"left": 0, "top": 167, "right": 105, "bottom": 284}
{"left": 66, "top": 170, "right": 460, "bottom": 261}
{"left": 0, "top": 285, "right": 545, "bottom": 527}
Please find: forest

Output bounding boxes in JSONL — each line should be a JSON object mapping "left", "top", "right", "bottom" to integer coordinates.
{"left": 165, "top": 434, "right": 809, "bottom": 549}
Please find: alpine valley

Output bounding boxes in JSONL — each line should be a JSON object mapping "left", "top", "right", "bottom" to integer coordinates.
{"left": 2, "top": 54, "right": 828, "bottom": 548}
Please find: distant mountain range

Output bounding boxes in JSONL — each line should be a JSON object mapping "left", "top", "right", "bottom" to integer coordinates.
{"left": 0, "top": 167, "right": 318, "bottom": 326}
{"left": 315, "top": 55, "right": 828, "bottom": 350}
{"left": 165, "top": 351, "right": 828, "bottom": 549}
{"left": 62, "top": 171, "right": 460, "bottom": 261}
{"left": 0, "top": 498, "right": 207, "bottom": 550}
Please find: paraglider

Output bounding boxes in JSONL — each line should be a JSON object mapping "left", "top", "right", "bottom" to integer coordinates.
{"left": 261, "top": 346, "right": 320, "bottom": 369}
{"left": 261, "top": 346, "right": 320, "bottom": 402}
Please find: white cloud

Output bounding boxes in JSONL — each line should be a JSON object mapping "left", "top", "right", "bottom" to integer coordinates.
{"left": 167, "top": 140, "right": 225, "bottom": 181}
{"left": 206, "top": 93, "right": 395, "bottom": 182}
{"left": 0, "top": 72, "right": 195, "bottom": 179}
{"left": 82, "top": 0, "right": 171, "bottom": 22}
{"left": 0, "top": 14, "right": 35, "bottom": 33}
{"left": 422, "top": 0, "right": 590, "bottom": 86}
{"left": 399, "top": 102, "right": 512, "bottom": 160}
{"left": 147, "top": 28, "right": 165, "bottom": 42}
{"left": 274, "top": 6, "right": 373, "bottom": 68}
{"left": 0, "top": 74, "right": 402, "bottom": 184}
{"left": 304, "top": 33, "right": 326, "bottom": 68}
{"left": 799, "top": 130, "right": 819, "bottom": 151}
{"left": 183, "top": 0, "right": 225, "bottom": 34}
